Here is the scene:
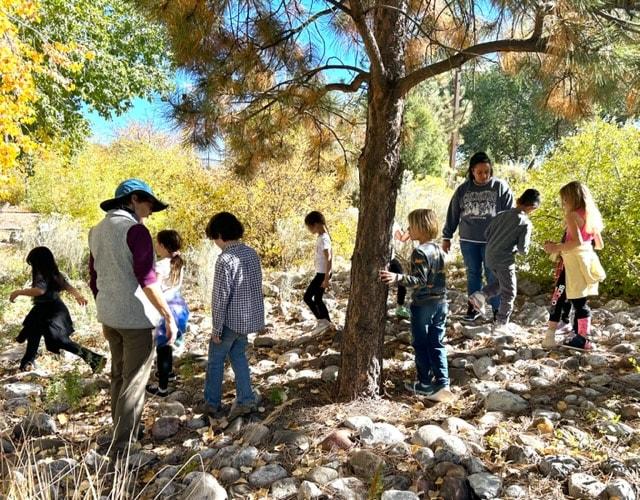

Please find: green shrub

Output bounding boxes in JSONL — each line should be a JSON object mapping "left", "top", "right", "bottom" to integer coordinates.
{"left": 515, "top": 118, "right": 640, "bottom": 298}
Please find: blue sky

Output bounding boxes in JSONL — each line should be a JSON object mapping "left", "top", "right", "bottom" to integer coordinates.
{"left": 86, "top": 96, "right": 173, "bottom": 144}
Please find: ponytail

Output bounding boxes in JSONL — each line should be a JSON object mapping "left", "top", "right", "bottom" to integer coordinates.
{"left": 157, "top": 230, "right": 184, "bottom": 287}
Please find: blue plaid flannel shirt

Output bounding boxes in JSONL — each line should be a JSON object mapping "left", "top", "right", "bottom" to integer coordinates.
{"left": 212, "top": 242, "right": 265, "bottom": 337}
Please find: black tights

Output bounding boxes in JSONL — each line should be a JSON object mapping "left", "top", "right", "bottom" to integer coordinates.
{"left": 303, "top": 273, "right": 330, "bottom": 320}
{"left": 549, "top": 269, "right": 572, "bottom": 324}
{"left": 156, "top": 345, "right": 173, "bottom": 390}
{"left": 21, "top": 332, "right": 94, "bottom": 368}
{"left": 389, "top": 258, "right": 407, "bottom": 306}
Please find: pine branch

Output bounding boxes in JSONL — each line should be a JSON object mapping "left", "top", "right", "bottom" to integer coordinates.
{"left": 398, "top": 36, "right": 549, "bottom": 95}
{"left": 349, "top": 0, "right": 386, "bottom": 82}
{"left": 323, "top": 72, "right": 370, "bottom": 93}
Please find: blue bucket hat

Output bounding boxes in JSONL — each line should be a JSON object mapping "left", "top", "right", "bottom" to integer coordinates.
{"left": 100, "top": 179, "right": 168, "bottom": 212}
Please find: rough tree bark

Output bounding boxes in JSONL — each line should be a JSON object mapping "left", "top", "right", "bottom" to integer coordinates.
{"left": 337, "top": 0, "right": 408, "bottom": 399}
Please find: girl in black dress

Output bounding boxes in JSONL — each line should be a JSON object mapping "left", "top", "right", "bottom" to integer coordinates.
{"left": 10, "top": 247, "right": 105, "bottom": 373}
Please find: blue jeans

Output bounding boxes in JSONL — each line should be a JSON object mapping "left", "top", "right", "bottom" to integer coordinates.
{"left": 460, "top": 240, "right": 500, "bottom": 312}
{"left": 410, "top": 301, "right": 449, "bottom": 386}
{"left": 204, "top": 326, "right": 256, "bottom": 408}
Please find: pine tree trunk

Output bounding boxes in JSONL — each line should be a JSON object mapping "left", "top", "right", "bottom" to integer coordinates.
{"left": 337, "top": 1, "right": 407, "bottom": 399}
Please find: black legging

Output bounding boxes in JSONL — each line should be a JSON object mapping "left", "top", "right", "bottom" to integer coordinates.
{"left": 571, "top": 297, "right": 591, "bottom": 336}
{"left": 156, "top": 345, "right": 173, "bottom": 390}
{"left": 21, "top": 332, "right": 92, "bottom": 368}
{"left": 303, "top": 273, "right": 330, "bottom": 321}
{"left": 389, "top": 258, "right": 407, "bottom": 306}
{"left": 549, "top": 269, "right": 572, "bottom": 324}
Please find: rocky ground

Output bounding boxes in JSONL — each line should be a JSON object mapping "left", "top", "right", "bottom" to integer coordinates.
{"left": 1, "top": 254, "right": 639, "bottom": 499}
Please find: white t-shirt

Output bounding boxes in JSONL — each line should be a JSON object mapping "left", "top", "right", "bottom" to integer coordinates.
{"left": 155, "top": 257, "right": 183, "bottom": 295}
{"left": 315, "top": 233, "right": 332, "bottom": 273}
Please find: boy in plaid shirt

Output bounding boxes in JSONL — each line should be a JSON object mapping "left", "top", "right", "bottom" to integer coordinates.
{"left": 204, "top": 212, "right": 265, "bottom": 420}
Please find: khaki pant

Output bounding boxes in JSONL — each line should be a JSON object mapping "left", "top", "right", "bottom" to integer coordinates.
{"left": 103, "top": 325, "right": 154, "bottom": 452}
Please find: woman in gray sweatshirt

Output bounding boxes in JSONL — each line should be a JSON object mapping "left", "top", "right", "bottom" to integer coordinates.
{"left": 442, "top": 152, "right": 514, "bottom": 322}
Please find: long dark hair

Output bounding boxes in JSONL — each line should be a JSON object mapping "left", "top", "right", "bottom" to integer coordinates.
{"left": 157, "top": 230, "right": 184, "bottom": 287}
{"left": 26, "top": 246, "right": 63, "bottom": 291}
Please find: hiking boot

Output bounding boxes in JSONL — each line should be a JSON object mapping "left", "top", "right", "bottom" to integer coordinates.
{"left": 562, "top": 335, "right": 593, "bottom": 352}
{"left": 404, "top": 381, "right": 436, "bottom": 397}
{"left": 462, "top": 303, "right": 481, "bottom": 323}
{"left": 228, "top": 403, "right": 257, "bottom": 421}
{"left": 542, "top": 329, "right": 557, "bottom": 349}
{"left": 395, "top": 305, "right": 410, "bottom": 319}
{"left": 468, "top": 292, "right": 486, "bottom": 316}
{"left": 145, "top": 384, "right": 169, "bottom": 398}
{"left": 425, "top": 384, "right": 454, "bottom": 403}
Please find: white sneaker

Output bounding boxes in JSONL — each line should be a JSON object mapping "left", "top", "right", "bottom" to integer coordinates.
{"left": 492, "top": 322, "right": 512, "bottom": 335}
{"left": 311, "top": 319, "right": 332, "bottom": 334}
{"left": 426, "top": 385, "right": 454, "bottom": 403}
{"left": 556, "top": 321, "right": 573, "bottom": 334}
{"left": 542, "top": 329, "right": 557, "bottom": 349}
{"left": 468, "top": 292, "right": 486, "bottom": 316}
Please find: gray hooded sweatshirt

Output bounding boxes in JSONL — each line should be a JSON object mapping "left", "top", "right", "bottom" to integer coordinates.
{"left": 442, "top": 178, "right": 514, "bottom": 244}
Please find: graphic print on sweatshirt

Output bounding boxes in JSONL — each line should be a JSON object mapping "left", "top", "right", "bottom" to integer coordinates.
{"left": 461, "top": 190, "right": 498, "bottom": 219}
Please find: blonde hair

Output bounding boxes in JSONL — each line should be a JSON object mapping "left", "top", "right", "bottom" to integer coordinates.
{"left": 408, "top": 209, "right": 439, "bottom": 241}
{"left": 559, "top": 181, "right": 604, "bottom": 235}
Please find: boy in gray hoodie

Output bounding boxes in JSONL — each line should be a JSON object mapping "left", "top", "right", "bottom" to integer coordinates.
{"left": 469, "top": 189, "right": 541, "bottom": 333}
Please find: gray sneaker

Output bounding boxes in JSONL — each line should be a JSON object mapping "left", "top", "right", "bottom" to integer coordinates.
{"left": 228, "top": 403, "right": 257, "bottom": 421}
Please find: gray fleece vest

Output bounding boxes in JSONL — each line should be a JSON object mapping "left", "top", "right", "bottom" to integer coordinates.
{"left": 89, "top": 209, "right": 158, "bottom": 329}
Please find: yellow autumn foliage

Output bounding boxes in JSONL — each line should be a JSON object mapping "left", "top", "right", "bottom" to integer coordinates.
{"left": 27, "top": 128, "right": 355, "bottom": 268}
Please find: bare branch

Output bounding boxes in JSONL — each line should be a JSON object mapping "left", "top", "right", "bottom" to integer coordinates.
{"left": 398, "top": 36, "right": 549, "bottom": 95}
{"left": 322, "top": 72, "right": 370, "bottom": 93}
{"left": 349, "top": 0, "right": 386, "bottom": 82}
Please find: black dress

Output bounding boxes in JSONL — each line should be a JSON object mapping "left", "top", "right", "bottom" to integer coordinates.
{"left": 17, "top": 273, "right": 80, "bottom": 367}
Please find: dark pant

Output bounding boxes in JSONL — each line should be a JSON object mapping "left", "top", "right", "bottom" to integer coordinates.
{"left": 21, "top": 332, "right": 95, "bottom": 368}
{"left": 482, "top": 264, "right": 517, "bottom": 324}
{"left": 156, "top": 345, "right": 173, "bottom": 390}
{"left": 410, "top": 301, "right": 449, "bottom": 386}
{"left": 389, "top": 258, "right": 407, "bottom": 306}
{"left": 549, "top": 269, "right": 573, "bottom": 324}
{"left": 571, "top": 297, "right": 591, "bottom": 336}
{"left": 103, "top": 325, "right": 154, "bottom": 452}
{"left": 303, "top": 273, "right": 330, "bottom": 320}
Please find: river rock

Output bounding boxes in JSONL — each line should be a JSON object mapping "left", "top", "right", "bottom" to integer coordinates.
{"left": 13, "top": 413, "right": 57, "bottom": 439}
{"left": 243, "top": 423, "right": 270, "bottom": 446}
{"left": 605, "top": 478, "right": 636, "bottom": 500}
{"left": 349, "top": 449, "right": 384, "bottom": 477}
{"left": 413, "top": 425, "right": 448, "bottom": 447}
{"left": 360, "top": 422, "right": 405, "bottom": 446}
{"left": 248, "top": 464, "right": 288, "bottom": 488}
{"left": 381, "top": 491, "right": 420, "bottom": 500}
{"left": 468, "top": 472, "right": 502, "bottom": 499}
{"left": 485, "top": 390, "right": 528, "bottom": 413}
{"left": 158, "top": 401, "right": 186, "bottom": 417}
{"left": 183, "top": 472, "right": 227, "bottom": 500}
{"left": 439, "top": 476, "right": 472, "bottom": 500}
{"left": 298, "top": 480, "right": 323, "bottom": 499}
{"left": 270, "top": 478, "right": 299, "bottom": 499}
{"left": 539, "top": 455, "right": 580, "bottom": 479}
{"left": 231, "top": 446, "right": 259, "bottom": 469}
{"left": 4, "top": 383, "right": 43, "bottom": 399}
{"left": 321, "top": 365, "right": 340, "bottom": 382}
{"left": 567, "top": 473, "right": 606, "bottom": 499}
{"left": 343, "top": 416, "right": 374, "bottom": 432}
{"left": 432, "top": 435, "right": 468, "bottom": 456}
{"left": 504, "top": 485, "right": 527, "bottom": 498}
{"left": 326, "top": 477, "right": 367, "bottom": 499}
{"left": 306, "top": 466, "right": 338, "bottom": 485}
{"left": 151, "top": 416, "right": 181, "bottom": 440}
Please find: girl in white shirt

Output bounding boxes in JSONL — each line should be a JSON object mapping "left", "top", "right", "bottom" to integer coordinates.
{"left": 303, "top": 211, "right": 333, "bottom": 334}
{"left": 147, "top": 230, "right": 190, "bottom": 396}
